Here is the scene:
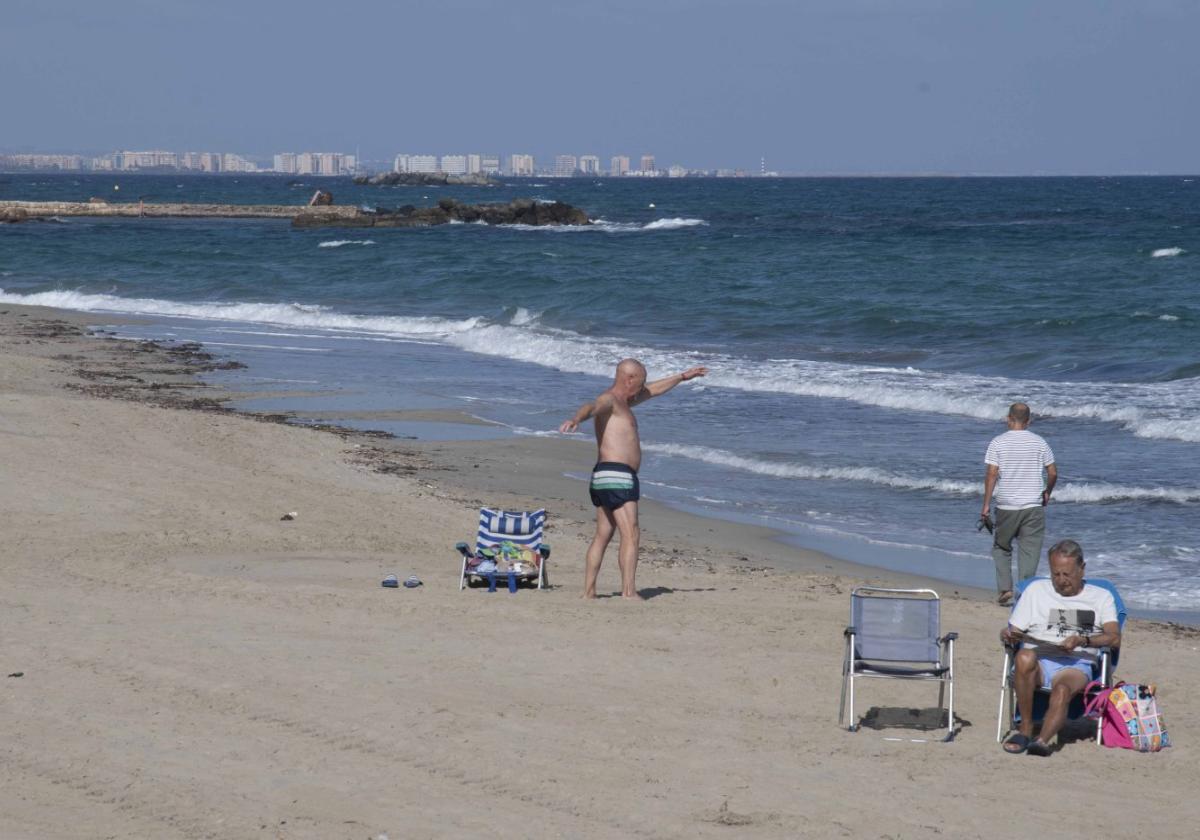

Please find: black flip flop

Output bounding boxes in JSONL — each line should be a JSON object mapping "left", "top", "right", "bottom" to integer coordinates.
{"left": 997, "top": 591, "right": 1014, "bottom": 607}
{"left": 1027, "top": 739, "right": 1053, "bottom": 757}
{"left": 1002, "top": 733, "right": 1030, "bottom": 754}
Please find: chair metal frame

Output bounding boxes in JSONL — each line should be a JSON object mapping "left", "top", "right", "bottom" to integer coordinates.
{"left": 995, "top": 576, "right": 1125, "bottom": 746}
{"left": 838, "top": 587, "right": 958, "bottom": 742}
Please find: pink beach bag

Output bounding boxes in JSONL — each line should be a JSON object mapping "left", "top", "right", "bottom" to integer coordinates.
{"left": 1084, "top": 681, "right": 1170, "bottom": 752}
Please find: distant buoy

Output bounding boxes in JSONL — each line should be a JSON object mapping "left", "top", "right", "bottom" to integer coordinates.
{"left": 648, "top": 203, "right": 655, "bottom": 208}
{"left": 113, "top": 185, "right": 120, "bottom": 191}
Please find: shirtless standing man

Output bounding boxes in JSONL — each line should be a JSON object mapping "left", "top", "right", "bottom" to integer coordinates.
{"left": 559, "top": 359, "right": 708, "bottom": 599}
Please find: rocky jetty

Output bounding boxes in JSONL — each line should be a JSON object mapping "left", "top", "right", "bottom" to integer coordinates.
{"left": 353, "top": 172, "right": 497, "bottom": 187}
{"left": 292, "top": 197, "right": 590, "bottom": 229}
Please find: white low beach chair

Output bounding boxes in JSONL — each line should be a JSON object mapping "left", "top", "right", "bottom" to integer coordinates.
{"left": 839, "top": 587, "right": 958, "bottom": 742}
{"left": 456, "top": 507, "right": 551, "bottom": 590}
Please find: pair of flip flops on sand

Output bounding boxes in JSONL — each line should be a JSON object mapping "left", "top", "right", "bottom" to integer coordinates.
{"left": 1002, "top": 733, "right": 1053, "bottom": 756}
{"left": 382, "top": 574, "right": 422, "bottom": 589}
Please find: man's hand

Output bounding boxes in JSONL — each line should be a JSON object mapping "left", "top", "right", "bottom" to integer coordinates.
{"left": 1000, "top": 626, "right": 1022, "bottom": 646}
{"left": 680, "top": 366, "right": 708, "bottom": 381}
{"left": 1060, "top": 634, "right": 1088, "bottom": 652}
{"left": 558, "top": 419, "right": 579, "bottom": 434}
{"left": 1041, "top": 490, "right": 1051, "bottom": 507}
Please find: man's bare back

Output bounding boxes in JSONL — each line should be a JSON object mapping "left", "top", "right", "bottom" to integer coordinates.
{"left": 559, "top": 359, "right": 708, "bottom": 598}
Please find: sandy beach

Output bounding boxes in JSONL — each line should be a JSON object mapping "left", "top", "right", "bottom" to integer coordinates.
{"left": 3, "top": 304, "right": 1198, "bottom": 839}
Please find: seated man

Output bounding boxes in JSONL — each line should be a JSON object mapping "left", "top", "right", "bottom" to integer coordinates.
{"left": 1000, "top": 539, "right": 1120, "bottom": 757}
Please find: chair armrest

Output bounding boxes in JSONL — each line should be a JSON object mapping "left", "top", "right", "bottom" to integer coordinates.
{"left": 539, "top": 544, "right": 551, "bottom": 559}
{"left": 455, "top": 542, "right": 472, "bottom": 558}
{"left": 940, "top": 632, "right": 959, "bottom": 643}
{"left": 844, "top": 625, "right": 856, "bottom": 637}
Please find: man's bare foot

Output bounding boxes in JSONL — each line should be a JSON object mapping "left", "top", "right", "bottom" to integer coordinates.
{"left": 581, "top": 591, "right": 597, "bottom": 599}
{"left": 622, "top": 592, "right": 645, "bottom": 601}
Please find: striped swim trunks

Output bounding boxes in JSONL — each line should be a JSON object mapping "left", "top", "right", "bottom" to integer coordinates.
{"left": 589, "top": 461, "right": 640, "bottom": 510}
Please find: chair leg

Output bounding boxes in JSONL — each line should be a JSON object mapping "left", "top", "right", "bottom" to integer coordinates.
{"left": 944, "top": 639, "right": 955, "bottom": 741}
{"left": 1096, "top": 651, "right": 1110, "bottom": 746}
{"left": 996, "top": 650, "right": 1012, "bottom": 742}
{"left": 460, "top": 556, "right": 467, "bottom": 591}
{"left": 837, "top": 634, "right": 851, "bottom": 727}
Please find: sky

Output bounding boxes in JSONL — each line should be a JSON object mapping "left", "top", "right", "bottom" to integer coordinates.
{"left": 1, "top": 0, "right": 1197, "bottom": 174}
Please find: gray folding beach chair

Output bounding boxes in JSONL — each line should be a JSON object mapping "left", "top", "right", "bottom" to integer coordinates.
{"left": 838, "top": 587, "right": 958, "bottom": 741}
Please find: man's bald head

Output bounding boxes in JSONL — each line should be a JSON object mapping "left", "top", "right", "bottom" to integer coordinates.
{"left": 612, "top": 358, "right": 647, "bottom": 397}
{"left": 617, "top": 358, "right": 646, "bottom": 379}
{"left": 1007, "top": 402, "right": 1031, "bottom": 428}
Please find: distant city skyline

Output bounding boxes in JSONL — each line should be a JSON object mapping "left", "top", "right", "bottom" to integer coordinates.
{"left": 2, "top": 2, "right": 1196, "bottom": 175}
{"left": 2, "top": 148, "right": 764, "bottom": 178}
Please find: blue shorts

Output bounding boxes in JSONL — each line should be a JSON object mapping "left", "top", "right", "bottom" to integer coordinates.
{"left": 1037, "top": 653, "right": 1094, "bottom": 691}
{"left": 589, "top": 462, "right": 639, "bottom": 510}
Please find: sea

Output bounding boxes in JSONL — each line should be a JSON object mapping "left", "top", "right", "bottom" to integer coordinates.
{"left": 2, "top": 173, "right": 1197, "bottom": 616}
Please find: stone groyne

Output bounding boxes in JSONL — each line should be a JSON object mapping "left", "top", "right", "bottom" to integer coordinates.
{"left": 0, "top": 200, "right": 362, "bottom": 222}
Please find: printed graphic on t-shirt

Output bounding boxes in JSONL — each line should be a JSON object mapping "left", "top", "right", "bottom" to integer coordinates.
{"left": 1048, "top": 608, "right": 1097, "bottom": 640}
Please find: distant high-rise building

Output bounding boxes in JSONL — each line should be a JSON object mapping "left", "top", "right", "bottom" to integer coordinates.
{"left": 466, "top": 154, "right": 482, "bottom": 175}
{"left": 295, "top": 152, "right": 317, "bottom": 175}
{"left": 508, "top": 154, "right": 535, "bottom": 176}
{"left": 480, "top": 154, "right": 501, "bottom": 175}
{"left": 610, "top": 155, "right": 630, "bottom": 177}
{"left": 395, "top": 154, "right": 438, "bottom": 174}
{"left": 553, "top": 155, "right": 578, "bottom": 178}
{"left": 440, "top": 154, "right": 468, "bottom": 175}
{"left": 408, "top": 155, "right": 438, "bottom": 173}
{"left": 222, "top": 153, "right": 257, "bottom": 173}
{"left": 578, "top": 155, "right": 600, "bottom": 175}
{"left": 639, "top": 154, "right": 656, "bottom": 174}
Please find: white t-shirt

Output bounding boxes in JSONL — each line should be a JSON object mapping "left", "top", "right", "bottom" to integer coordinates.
{"left": 1009, "top": 578, "right": 1118, "bottom": 660}
{"left": 985, "top": 429, "right": 1055, "bottom": 510}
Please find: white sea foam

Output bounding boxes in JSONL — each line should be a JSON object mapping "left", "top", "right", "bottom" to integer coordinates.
{"left": 1151, "top": 247, "right": 1184, "bottom": 258}
{"left": 3, "top": 285, "right": 1199, "bottom": 444}
{"left": 509, "top": 307, "right": 540, "bottom": 326}
{"left": 498, "top": 217, "right": 708, "bottom": 233}
{"left": 318, "top": 239, "right": 376, "bottom": 248}
{"left": 641, "top": 217, "right": 708, "bottom": 230}
{"left": 643, "top": 442, "right": 1200, "bottom": 504}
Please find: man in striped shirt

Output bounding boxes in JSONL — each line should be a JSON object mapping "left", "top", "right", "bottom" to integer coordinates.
{"left": 560, "top": 358, "right": 708, "bottom": 599}
{"left": 982, "top": 403, "right": 1058, "bottom": 606}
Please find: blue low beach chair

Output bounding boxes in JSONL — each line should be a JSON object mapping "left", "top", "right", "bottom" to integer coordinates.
{"left": 995, "top": 576, "right": 1127, "bottom": 746}
{"left": 839, "top": 587, "right": 958, "bottom": 742}
{"left": 456, "top": 507, "right": 551, "bottom": 591}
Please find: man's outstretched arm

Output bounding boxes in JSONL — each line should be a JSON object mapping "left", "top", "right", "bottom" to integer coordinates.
{"left": 559, "top": 392, "right": 614, "bottom": 434}
{"left": 631, "top": 366, "right": 708, "bottom": 405}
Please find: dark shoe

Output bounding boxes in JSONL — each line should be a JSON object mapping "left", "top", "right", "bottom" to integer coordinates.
{"left": 1002, "top": 733, "right": 1030, "bottom": 754}
{"left": 1027, "top": 739, "right": 1053, "bottom": 757}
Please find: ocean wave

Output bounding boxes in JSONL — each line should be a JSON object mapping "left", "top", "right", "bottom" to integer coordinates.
{"left": 3, "top": 286, "right": 1198, "bottom": 444}
{"left": 1151, "top": 247, "right": 1184, "bottom": 258}
{"left": 0, "top": 288, "right": 481, "bottom": 336}
{"left": 497, "top": 217, "right": 708, "bottom": 233}
{"left": 643, "top": 443, "right": 1200, "bottom": 504}
{"left": 318, "top": 239, "right": 376, "bottom": 248}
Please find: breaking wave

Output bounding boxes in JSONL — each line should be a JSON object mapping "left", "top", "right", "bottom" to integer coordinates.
{"left": 1151, "top": 247, "right": 1184, "bottom": 258}
{"left": 318, "top": 239, "right": 376, "bottom": 248}
{"left": 2, "top": 286, "right": 1197, "bottom": 444}
{"left": 643, "top": 443, "right": 1200, "bottom": 503}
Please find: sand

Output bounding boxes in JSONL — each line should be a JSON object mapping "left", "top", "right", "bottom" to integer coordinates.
{"left": 2, "top": 304, "right": 1197, "bottom": 840}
